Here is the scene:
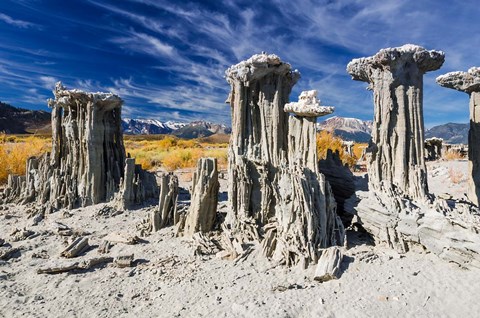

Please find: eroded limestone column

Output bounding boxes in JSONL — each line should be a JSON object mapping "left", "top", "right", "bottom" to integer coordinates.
{"left": 437, "top": 67, "right": 480, "bottom": 205}
{"left": 272, "top": 90, "right": 343, "bottom": 266}
{"left": 225, "top": 53, "right": 300, "bottom": 229}
{"left": 183, "top": 158, "right": 219, "bottom": 237}
{"left": 347, "top": 44, "right": 444, "bottom": 199}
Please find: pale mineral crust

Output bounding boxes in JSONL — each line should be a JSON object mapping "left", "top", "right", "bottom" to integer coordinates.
{"left": 347, "top": 44, "right": 445, "bottom": 199}
{"left": 437, "top": 68, "right": 480, "bottom": 206}
{"left": 284, "top": 90, "right": 334, "bottom": 117}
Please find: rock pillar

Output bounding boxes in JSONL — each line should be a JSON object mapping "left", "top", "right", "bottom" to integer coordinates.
{"left": 347, "top": 44, "right": 444, "bottom": 199}
{"left": 225, "top": 55, "right": 344, "bottom": 266}
{"left": 183, "top": 158, "right": 219, "bottom": 237}
{"left": 424, "top": 137, "right": 443, "bottom": 161}
{"left": 437, "top": 67, "right": 480, "bottom": 205}
{"left": 275, "top": 90, "right": 343, "bottom": 266}
{"left": 225, "top": 53, "right": 300, "bottom": 228}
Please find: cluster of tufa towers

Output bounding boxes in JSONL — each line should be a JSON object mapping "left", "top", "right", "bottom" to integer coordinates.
{"left": 3, "top": 44, "right": 480, "bottom": 269}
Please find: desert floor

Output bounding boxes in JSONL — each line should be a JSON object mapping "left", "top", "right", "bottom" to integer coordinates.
{"left": 0, "top": 159, "right": 478, "bottom": 318}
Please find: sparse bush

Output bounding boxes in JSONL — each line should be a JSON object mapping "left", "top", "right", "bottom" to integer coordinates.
{"left": 444, "top": 150, "right": 464, "bottom": 161}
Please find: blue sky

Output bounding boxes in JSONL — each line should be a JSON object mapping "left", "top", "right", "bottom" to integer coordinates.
{"left": 0, "top": 0, "right": 479, "bottom": 127}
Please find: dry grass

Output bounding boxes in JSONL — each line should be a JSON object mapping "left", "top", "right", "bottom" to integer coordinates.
{"left": 444, "top": 150, "right": 464, "bottom": 160}
{"left": 0, "top": 130, "right": 361, "bottom": 184}
{"left": 316, "top": 130, "right": 358, "bottom": 167}
{"left": 124, "top": 135, "right": 227, "bottom": 172}
{"left": 0, "top": 133, "right": 51, "bottom": 184}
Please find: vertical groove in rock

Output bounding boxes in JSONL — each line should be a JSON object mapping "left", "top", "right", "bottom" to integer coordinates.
{"left": 226, "top": 59, "right": 344, "bottom": 267}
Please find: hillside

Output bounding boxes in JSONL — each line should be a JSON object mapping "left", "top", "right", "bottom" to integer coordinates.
{"left": 425, "top": 123, "right": 468, "bottom": 144}
{"left": 0, "top": 102, "right": 51, "bottom": 134}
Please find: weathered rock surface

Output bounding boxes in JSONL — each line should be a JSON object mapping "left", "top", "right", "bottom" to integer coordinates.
{"left": 437, "top": 67, "right": 480, "bottom": 206}
{"left": 182, "top": 158, "right": 219, "bottom": 238}
{"left": 425, "top": 137, "right": 443, "bottom": 161}
{"left": 225, "top": 53, "right": 299, "bottom": 228}
{"left": 346, "top": 46, "right": 480, "bottom": 269}
{"left": 347, "top": 185, "right": 480, "bottom": 269}
{"left": 347, "top": 44, "right": 445, "bottom": 200}
{"left": 314, "top": 246, "right": 343, "bottom": 282}
{"left": 225, "top": 54, "right": 344, "bottom": 268}
{"left": 150, "top": 173, "right": 179, "bottom": 231}
{"left": 113, "top": 158, "right": 158, "bottom": 211}
{"left": 319, "top": 149, "right": 356, "bottom": 225}
{"left": 2, "top": 82, "right": 158, "bottom": 210}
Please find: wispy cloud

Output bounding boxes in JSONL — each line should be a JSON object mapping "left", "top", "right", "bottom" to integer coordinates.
{"left": 0, "top": 12, "right": 38, "bottom": 29}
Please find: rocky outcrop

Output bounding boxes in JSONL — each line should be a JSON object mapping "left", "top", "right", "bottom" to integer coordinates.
{"left": 182, "top": 158, "right": 219, "bottom": 238}
{"left": 150, "top": 173, "right": 179, "bottom": 231}
{"left": 113, "top": 158, "right": 158, "bottom": 211}
{"left": 437, "top": 67, "right": 480, "bottom": 206}
{"left": 347, "top": 44, "right": 445, "bottom": 200}
{"left": 347, "top": 45, "right": 480, "bottom": 269}
{"left": 269, "top": 90, "right": 344, "bottom": 267}
{"left": 2, "top": 82, "right": 157, "bottom": 210}
{"left": 424, "top": 137, "right": 443, "bottom": 161}
{"left": 319, "top": 149, "right": 356, "bottom": 225}
{"left": 225, "top": 53, "right": 299, "bottom": 229}
{"left": 225, "top": 54, "right": 344, "bottom": 268}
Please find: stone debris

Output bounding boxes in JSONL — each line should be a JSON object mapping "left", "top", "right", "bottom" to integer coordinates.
{"left": 225, "top": 54, "right": 343, "bottom": 267}
{"left": 182, "top": 158, "right": 219, "bottom": 238}
{"left": 314, "top": 246, "right": 343, "bottom": 282}
{"left": 0, "top": 247, "right": 20, "bottom": 261}
{"left": 10, "top": 228, "right": 35, "bottom": 242}
{"left": 97, "top": 240, "right": 112, "bottom": 254}
{"left": 437, "top": 67, "right": 480, "bottom": 206}
{"left": 61, "top": 237, "right": 89, "bottom": 258}
{"left": 103, "top": 232, "right": 139, "bottom": 245}
{"left": 37, "top": 257, "right": 114, "bottom": 274}
{"left": 114, "top": 254, "right": 134, "bottom": 268}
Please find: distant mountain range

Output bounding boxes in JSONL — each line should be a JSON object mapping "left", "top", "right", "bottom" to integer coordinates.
{"left": 317, "top": 116, "right": 373, "bottom": 142}
{"left": 318, "top": 116, "right": 469, "bottom": 144}
{"left": 0, "top": 102, "right": 50, "bottom": 134}
{"left": 122, "top": 118, "right": 231, "bottom": 139}
{"left": 0, "top": 102, "right": 231, "bottom": 138}
{"left": 0, "top": 101, "right": 469, "bottom": 143}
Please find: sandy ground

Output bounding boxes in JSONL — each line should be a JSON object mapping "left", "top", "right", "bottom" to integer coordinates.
{"left": 0, "top": 160, "right": 478, "bottom": 318}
